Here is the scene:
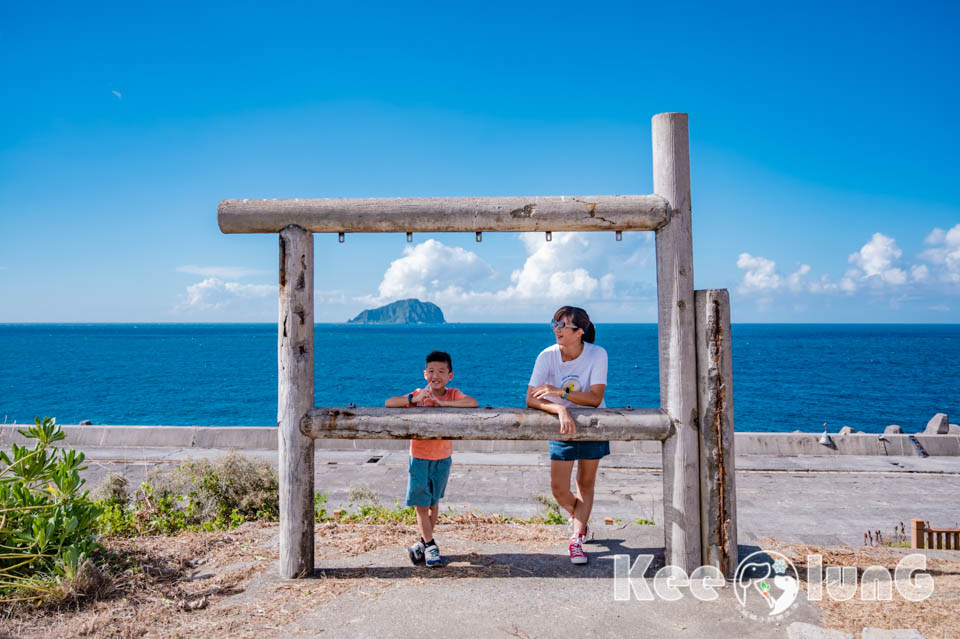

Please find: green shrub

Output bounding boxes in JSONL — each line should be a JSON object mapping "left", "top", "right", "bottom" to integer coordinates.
{"left": 93, "top": 451, "right": 280, "bottom": 536}
{"left": 0, "top": 418, "right": 102, "bottom": 601}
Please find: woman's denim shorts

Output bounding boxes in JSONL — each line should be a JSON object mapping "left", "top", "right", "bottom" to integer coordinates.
{"left": 549, "top": 440, "right": 610, "bottom": 461}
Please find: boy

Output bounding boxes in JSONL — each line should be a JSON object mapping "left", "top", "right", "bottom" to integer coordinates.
{"left": 385, "top": 350, "right": 477, "bottom": 567}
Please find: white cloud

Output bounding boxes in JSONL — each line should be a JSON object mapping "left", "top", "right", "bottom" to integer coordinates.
{"left": 734, "top": 228, "right": 960, "bottom": 317}
{"left": 911, "top": 264, "right": 930, "bottom": 282}
{"left": 786, "top": 263, "right": 811, "bottom": 292}
{"left": 362, "top": 239, "right": 496, "bottom": 304}
{"left": 177, "top": 265, "right": 266, "bottom": 279}
{"left": 848, "top": 233, "right": 907, "bottom": 285}
{"left": 360, "top": 233, "right": 655, "bottom": 318}
{"left": 111, "top": 90, "right": 122, "bottom": 100}
{"left": 919, "top": 223, "right": 960, "bottom": 283}
{"left": 925, "top": 228, "right": 946, "bottom": 245}
{"left": 505, "top": 233, "right": 603, "bottom": 301}
{"left": 736, "top": 253, "right": 781, "bottom": 293}
{"left": 179, "top": 277, "right": 273, "bottom": 311}
{"left": 817, "top": 269, "right": 860, "bottom": 294}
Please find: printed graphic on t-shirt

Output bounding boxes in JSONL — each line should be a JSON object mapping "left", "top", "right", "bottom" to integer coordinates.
{"left": 560, "top": 376, "right": 581, "bottom": 394}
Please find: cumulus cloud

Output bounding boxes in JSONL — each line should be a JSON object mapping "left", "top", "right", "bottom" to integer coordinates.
{"left": 911, "top": 264, "right": 930, "bottom": 282}
{"left": 737, "top": 227, "right": 960, "bottom": 310}
{"left": 786, "top": 264, "right": 811, "bottom": 292}
{"left": 360, "top": 233, "right": 655, "bottom": 318}
{"left": 180, "top": 277, "right": 273, "bottom": 311}
{"left": 737, "top": 254, "right": 817, "bottom": 296}
{"left": 736, "top": 253, "right": 781, "bottom": 293}
{"left": 925, "top": 228, "right": 946, "bottom": 245}
{"left": 361, "top": 239, "right": 496, "bottom": 305}
{"left": 177, "top": 265, "right": 266, "bottom": 279}
{"left": 847, "top": 233, "right": 907, "bottom": 285}
{"left": 919, "top": 223, "right": 960, "bottom": 283}
{"left": 505, "top": 233, "right": 605, "bottom": 301}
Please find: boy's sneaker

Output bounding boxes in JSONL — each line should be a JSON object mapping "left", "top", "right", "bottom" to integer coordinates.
{"left": 407, "top": 540, "right": 425, "bottom": 565}
{"left": 568, "top": 535, "right": 588, "bottom": 565}
{"left": 424, "top": 543, "right": 443, "bottom": 568}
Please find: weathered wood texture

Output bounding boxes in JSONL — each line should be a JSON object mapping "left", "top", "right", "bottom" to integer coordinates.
{"left": 653, "top": 112, "right": 702, "bottom": 574}
{"left": 278, "top": 225, "right": 315, "bottom": 579}
{"left": 695, "top": 289, "right": 738, "bottom": 578}
{"left": 301, "top": 407, "right": 674, "bottom": 441}
{"left": 911, "top": 519, "right": 960, "bottom": 549}
{"left": 218, "top": 195, "right": 670, "bottom": 234}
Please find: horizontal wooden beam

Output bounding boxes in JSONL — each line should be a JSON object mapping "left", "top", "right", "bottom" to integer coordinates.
{"left": 218, "top": 195, "right": 671, "bottom": 234}
{"left": 301, "top": 406, "right": 674, "bottom": 441}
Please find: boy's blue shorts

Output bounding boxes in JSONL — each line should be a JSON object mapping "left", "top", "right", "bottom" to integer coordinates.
{"left": 549, "top": 440, "right": 610, "bottom": 461}
{"left": 405, "top": 456, "right": 452, "bottom": 507}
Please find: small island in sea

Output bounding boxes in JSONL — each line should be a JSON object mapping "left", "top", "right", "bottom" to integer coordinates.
{"left": 347, "top": 298, "right": 446, "bottom": 324}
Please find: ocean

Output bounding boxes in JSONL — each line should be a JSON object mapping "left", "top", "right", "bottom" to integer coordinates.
{"left": 0, "top": 324, "right": 957, "bottom": 433}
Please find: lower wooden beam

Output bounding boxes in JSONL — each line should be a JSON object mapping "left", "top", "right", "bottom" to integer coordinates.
{"left": 300, "top": 407, "right": 674, "bottom": 441}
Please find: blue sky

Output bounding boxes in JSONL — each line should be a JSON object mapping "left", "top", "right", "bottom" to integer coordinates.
{"left": 1, "top": 0, "right": 958, "bottom": 323}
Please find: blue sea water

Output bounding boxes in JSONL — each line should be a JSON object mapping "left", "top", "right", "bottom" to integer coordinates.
{"left": 0, "top": 324, "right": 957, "bottom": 433}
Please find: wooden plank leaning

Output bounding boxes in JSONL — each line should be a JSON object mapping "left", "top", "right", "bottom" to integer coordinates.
{"left": 696, "top": 289, "right": 738, "bottom": 578}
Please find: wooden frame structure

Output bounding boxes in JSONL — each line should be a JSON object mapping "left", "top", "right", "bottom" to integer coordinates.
{"left": 218, "top": 112, "right": 737, "bottom": 579}
{"left": 911, "top": 519, "right": 960, "bottom": 550}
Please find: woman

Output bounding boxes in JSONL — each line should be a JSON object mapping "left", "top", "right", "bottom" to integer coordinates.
{"left": 526, "top": 306, "right": 608, "bottom": 565}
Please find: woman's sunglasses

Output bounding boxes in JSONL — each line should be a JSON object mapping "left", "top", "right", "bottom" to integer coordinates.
{"left": 550, "top": 319, "right": 578, "bottom": 331}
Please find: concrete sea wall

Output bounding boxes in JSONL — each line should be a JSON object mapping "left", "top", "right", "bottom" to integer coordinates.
{"left": 2, "top": 424, "right": 959, "bottom": 456}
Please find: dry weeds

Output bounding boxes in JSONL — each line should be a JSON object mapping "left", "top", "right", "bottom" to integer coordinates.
{"left": 1, "top": 517, "right": 562, "bottom": 638}
{"left": 768, "top": 541, "right": 960, "bottom": 639}
{"left": 6, "top": 526, "right": 957, "bottom": 638}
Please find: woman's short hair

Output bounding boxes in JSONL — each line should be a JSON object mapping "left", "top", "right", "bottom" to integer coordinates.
{"left": 553, "top": 306, "right": 595, "bottom": 343}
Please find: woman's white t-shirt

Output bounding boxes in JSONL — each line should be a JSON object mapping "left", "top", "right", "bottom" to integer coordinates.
{"left": 528, "top": 342, "right": 608, "bottom": 408}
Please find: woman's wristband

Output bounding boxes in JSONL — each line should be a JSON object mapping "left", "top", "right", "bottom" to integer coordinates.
{"left": 561, "top": 390, "right": 569, "bottom": 400}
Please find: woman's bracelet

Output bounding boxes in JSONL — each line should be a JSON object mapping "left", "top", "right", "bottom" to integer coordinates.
{"left": 561, "top": 390, "right": 569, "bottom": 400}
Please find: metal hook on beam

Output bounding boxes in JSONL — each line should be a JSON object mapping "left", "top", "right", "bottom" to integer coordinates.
{"left": 338, "top": 232, "right": 345, "bottom": 243}
{"left": 476, "top": 232, "right": 482, "bottom": 243}
{"left": 406, "top": 232, "right": 413, "bottom": 243}
{"left": 545, "top": 231, "right": 552, "bottom": 242}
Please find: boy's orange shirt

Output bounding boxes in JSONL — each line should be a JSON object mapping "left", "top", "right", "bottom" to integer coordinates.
{"left": 408, "top": 387, "right": 465, "bottom": 460}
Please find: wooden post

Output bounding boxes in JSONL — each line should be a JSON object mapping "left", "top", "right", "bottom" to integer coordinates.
{"left": 278, "top": 225, "right": 315, "bottom": 578}
{"left": 910, "top": 519, "right": 924, "bottom": 549}
{"left": 695, "top": 289, "right": 738, "bottom": 578}
{"left": 653, "top": 112, "right": 701, "bottom": 573}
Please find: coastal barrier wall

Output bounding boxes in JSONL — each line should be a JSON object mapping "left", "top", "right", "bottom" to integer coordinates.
{"left": 2, "top": 424, "right": 959, "bottom": 456}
